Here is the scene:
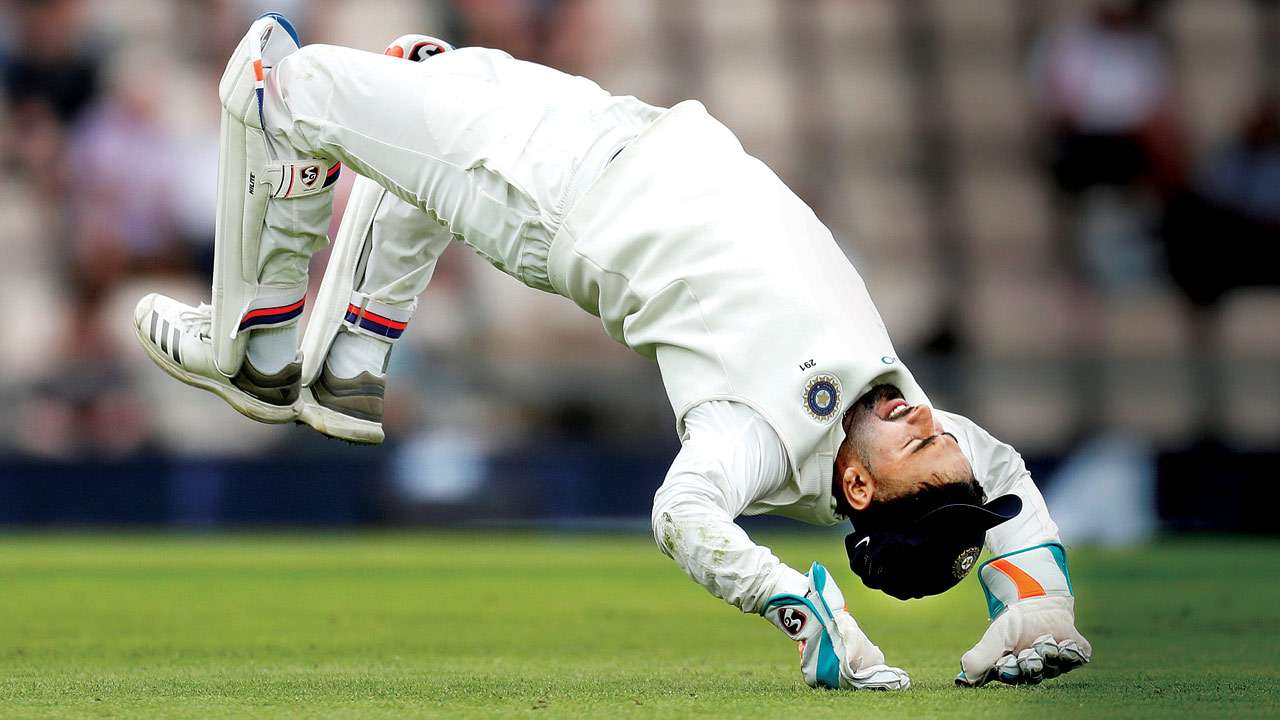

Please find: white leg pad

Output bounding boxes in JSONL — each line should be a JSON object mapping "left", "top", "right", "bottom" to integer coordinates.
{"left": 211, "top": 103, "right": 270, "bottom": 377}
{"left": 301, "top": 176, "right": 386, "bottom": 385}
{"left": 210, "top": 15, "right": 338, "bottom": 377}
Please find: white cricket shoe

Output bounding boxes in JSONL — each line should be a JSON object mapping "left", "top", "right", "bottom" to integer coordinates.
{"left": 133, "top": 293, "right": 301, "bottom": 424}
{"left": 298, "top": 364, "right": 386, "bottom": 445}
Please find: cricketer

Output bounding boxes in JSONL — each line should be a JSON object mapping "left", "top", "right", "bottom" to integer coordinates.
{"left": 133, "top": 14, "right": 1092, "bottom": 690}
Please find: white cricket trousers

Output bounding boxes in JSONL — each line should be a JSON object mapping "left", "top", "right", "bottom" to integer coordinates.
{"left": 257, "top": 43, "right": 662, "bottom": 310}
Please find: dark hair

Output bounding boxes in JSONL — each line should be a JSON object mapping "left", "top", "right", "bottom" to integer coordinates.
{"left": 842, "top": 476, "right": 984, "bottom": 531}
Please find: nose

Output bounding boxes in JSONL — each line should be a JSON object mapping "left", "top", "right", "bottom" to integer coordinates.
{"left": 906, "top": 403, "right": 934, "bottom": 429}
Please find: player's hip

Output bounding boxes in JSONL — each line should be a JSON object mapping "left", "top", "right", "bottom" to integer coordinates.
{"left": 546, "top": 100, "right": 830, "bottom": 323}
{"left": 444, "top": 97, "right": 661, "bottom": 294}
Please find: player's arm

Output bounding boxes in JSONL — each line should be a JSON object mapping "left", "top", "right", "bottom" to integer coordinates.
{"left": 651, "top": 401, "right": 907, "bottom": 690}
{"left": 943, "top": 413, "right": 1092, "bottom": 687}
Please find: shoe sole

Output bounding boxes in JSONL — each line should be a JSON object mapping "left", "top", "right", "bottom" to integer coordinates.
{"left": 297, "top": 386, "right": 385, "bottom": 445}
{"left": 133, "top": 320, "right": 298, "bottom": 424}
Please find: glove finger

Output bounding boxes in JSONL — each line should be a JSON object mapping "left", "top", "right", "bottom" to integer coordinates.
{"left": 1014, "top": 647, "right": 1045, "bottom": 685}
{"left": 1064, "top": 628, "right": 1094, "bottom": 661}
{"left": 1056, "top": 638, "right": 1090, "bottom": 672}
{"left": 954, "top": 667, "right": 996, "bottom": 687}
{"left": 846, "top": 664, "right": 911, "bottom": 691}
{"left": 832, "top": 613, "right": 886, "bottom": 669}
{"left": 1032, "top": 635, "right": 1062, "bottom": 679}
{"left": 995, "top": 652, "right": 1023, "bottom": 685}
{"left": 858, "top": 640, "right": 887, "bottom": 669}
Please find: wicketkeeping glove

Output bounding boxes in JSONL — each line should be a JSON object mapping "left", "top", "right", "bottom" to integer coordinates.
{"left": 955, "top": 543, "right": 1092, "bottom": 687}
{"left": 762, "top": 562, "right": 910, "bottom": 690}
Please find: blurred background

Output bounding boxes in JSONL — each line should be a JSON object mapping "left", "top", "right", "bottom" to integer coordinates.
{"left": 0, "top": 0, "right": 1277, "bottom": 540}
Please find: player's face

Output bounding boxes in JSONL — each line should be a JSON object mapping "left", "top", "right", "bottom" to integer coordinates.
{"left": 840, "top": 386, "right": 973, "bottom": 503}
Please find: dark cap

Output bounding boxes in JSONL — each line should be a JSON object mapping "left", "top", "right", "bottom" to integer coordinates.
{"left": 845, "top": 493, "right": 1023, "bottom": 600}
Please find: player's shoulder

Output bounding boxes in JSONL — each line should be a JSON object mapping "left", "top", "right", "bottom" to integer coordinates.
{"left": 934, "top": 407, "right": 1024, "bottom": 475}
{"left": 934, "top": 407, "right": 1004, "bottom": 454}
{"left": 933, "top": 407, "right": 982, "bottom": 435}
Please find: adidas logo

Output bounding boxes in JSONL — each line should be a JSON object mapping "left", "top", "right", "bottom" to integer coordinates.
{"left": 148, "top": 312, "right": 182, "bottom": 365}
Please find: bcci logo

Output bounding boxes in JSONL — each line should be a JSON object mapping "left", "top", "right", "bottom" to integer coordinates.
{"left": 779, "top": 607, "right": 807, "bottom": 638}
{"left": 952, "top": 546, "right": 981, "bottom": 580}
{"left": 803, "top": 374, "right": 841, "bottom": 423}
{"left": 300, "top": 165, "right": 320, "bottom": 188}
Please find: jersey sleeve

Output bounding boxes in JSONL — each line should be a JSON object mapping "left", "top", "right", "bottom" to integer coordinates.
{"left": 936, "top": 410, "right": 1061, "bottom": 554}
{"left": 650, "top": 400, "right": 810, "bottom": 613}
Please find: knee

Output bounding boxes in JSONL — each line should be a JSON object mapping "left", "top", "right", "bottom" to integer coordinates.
{"left": 274, "top": 44, "right": 330, "bottom": 87}
{"left": 268, "top": 45, "right": 343, "bottom": 132}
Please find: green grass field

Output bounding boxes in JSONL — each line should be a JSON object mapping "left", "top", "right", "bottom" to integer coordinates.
{"left": 0, "top": 532, "right": 1276, "bottom": 719}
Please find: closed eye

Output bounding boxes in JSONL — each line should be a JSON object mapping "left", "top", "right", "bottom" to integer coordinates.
{"left": 910, "top": 435, "right": 939, "bottom": 455}
{"left": 913, "top": 432, "right": 959, "bottom": 455}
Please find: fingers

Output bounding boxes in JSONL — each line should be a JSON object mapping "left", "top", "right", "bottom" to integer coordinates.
{"left": 955, "top": 654, "right": 1050, "bottom": 688}
{"left": 845, "top": 664, "right": 911, "bottom": 691}
{"left": 832, "top": 613, "right": 886, "bottom": 669}
{"left": 971, "top": 635, "right": 1090, "bottom": 687}
{"left": 1016, "top": 647, "right": 1045, "bottom": 684}
{"left": 958, "top": 600, "right": 1094, "bottom": 688}
{"left": 1033, "top": 635, "right": 1063, "bottom": 679}
{"left": 856, "top": 640, "right": 888, "bottom": 670}
{"left": 1064, "top": 626, "right": 1094, "bottom": 661}
{"left": 1051, "top": 636, "right": 1090, "bottom": 675}
{"left": 1032, "top": 634, "right": 1090, "bottom": 681}
{"left": 994, "top": 652, "right": 1023, "bottom": 684}
{"left": 970, "top": 647, "right": 1042, "bottom": 686}
{"left": 954, "top": 667, "right": 995, "bottom": 687}
{"left": 828, "top": 614, "right": 906, "bottom": 690}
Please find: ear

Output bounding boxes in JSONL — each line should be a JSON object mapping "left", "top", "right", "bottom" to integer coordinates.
{"left": 840, "top": 464, "right": 875, "bottom": 511}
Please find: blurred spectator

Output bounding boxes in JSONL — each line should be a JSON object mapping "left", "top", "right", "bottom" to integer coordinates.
{"left": 1163, "top": 97, "right": 1280, "bottom": 307}
{"left": 2, "top": 0, "right": 99, "bottom": 122}
{"left": 1029, "top": 0, "right": 1184, "bottom": 290}
{"left": 65, "top": 46, "right": 183, "bottom": 306}
{"left": 25, "top": 45, "right": 185, "bottom": 460}
{"left": 1, "top": 0, "right": 103, "bottom": 197}
{"left": 446, "top": 0, "right": 603, "bottom": 73}
{"left": 1030, "top": 0, "right": 1182, "bottom": 196}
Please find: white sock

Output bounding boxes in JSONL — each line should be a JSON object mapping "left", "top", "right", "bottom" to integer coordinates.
{"left": 327, "top": 329, "right": 391, "bottom": 378}
{"left": 246, "top": 324, "right": 298, "bottom": 374}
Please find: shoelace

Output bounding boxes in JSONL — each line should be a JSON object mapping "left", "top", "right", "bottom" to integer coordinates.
{"left": 177, "top": 303, "right": 214, "bottom": 340}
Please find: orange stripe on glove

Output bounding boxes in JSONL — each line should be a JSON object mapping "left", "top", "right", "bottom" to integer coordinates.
{"left": 988, "top": 558, "right": 1047, "bottom": 600}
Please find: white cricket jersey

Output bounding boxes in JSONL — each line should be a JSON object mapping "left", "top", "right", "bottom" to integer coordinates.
{"left": 548, "top": 100, "right": 930, "bottom": 526}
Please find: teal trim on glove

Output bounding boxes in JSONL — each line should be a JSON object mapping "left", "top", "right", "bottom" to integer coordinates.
{"left": 813, "top": 628, "right": 840, "bottom": 688}
{"left": 761, "top": 563, "right": 843, "bottom": 688}
{"left": 977, "top": 543, "right": 1073, "bottom": 620}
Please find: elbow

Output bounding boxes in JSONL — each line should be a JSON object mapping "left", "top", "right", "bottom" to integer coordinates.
{"left": 650, "top": 485, "right": 679, "bottom": 557}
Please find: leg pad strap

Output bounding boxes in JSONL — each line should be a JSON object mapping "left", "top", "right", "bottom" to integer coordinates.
{"left": 268, "top": 160, "right": 341, "bottom": 199}
{"left": 344, "top": 293, "right": 411, "bottom": 341}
